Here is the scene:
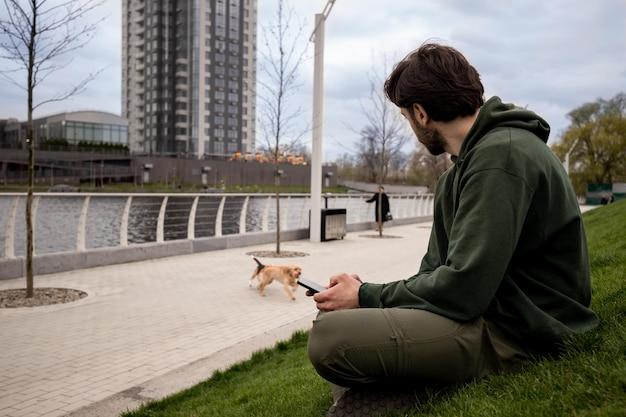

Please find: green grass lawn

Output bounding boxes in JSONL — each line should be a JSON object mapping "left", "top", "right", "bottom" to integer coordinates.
{"left": 123, "top": 201, "right": 626, "bottom": 417}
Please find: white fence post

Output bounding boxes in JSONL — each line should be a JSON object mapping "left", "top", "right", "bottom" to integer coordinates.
{"left": 188, "top": 196, "right": 199, "bottom": 240}
{"left": 215, "top": 196, "right": 226, "bottom": 237}
{"left": 76, "top": 196, "right": 90, "bottom": 252}
{"left": 120, "top": 196, "right": 133, "bottom": 247}
{"left": 32, "top": 196, "right": 40, "bottom": 255}
{"left": 157, "top": 196, "right": 168, "bottom": 243}
{"left": 281, "top": 196, "right": 290, "bottom": 230}
{"left": 4, "top": 197, "right": 19, "bottom": 258}
{"left": 262, "top": 196, "right": 271, "bottom": 232}
{"left": 239, "top": 196, "right": 249, "bottom": 235}
{"left": 299, "top": 197, "right": 310, "bottom": 229}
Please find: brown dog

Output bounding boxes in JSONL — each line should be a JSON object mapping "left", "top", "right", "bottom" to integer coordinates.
{"left": 249, "top": 257, "right": 302, "bottom": 300}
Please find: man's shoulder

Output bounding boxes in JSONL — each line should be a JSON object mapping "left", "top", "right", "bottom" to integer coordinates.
{"left": 467, "top": 127, "right": 553, "bottom": 173}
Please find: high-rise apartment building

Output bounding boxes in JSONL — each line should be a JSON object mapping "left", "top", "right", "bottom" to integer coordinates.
{"left": 122, "top": 0, "right": 257, "bottom": 157}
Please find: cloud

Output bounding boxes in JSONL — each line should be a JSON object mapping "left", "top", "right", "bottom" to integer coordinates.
{"left": 1, "top": 0, "right": 624, "bottom": 160}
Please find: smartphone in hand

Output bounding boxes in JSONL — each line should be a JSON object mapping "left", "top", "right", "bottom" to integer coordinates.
{"left": 297, "top": 278, "right": 326, "bottom": 294}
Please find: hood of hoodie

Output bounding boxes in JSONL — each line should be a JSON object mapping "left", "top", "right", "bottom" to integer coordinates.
{"left": 458, "top": 96, "right": 550, "bottom": 161}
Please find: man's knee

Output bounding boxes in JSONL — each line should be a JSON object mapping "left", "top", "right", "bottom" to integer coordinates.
{"left": 307, "top": 311, "right": 363, "bottom": 386}
{"left": 308, "top": 312, "right": 340, "bottom": 376}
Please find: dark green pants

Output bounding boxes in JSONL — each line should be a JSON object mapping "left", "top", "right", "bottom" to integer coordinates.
{"left": 307, "top": 308, "right": 528, "bottom": 388}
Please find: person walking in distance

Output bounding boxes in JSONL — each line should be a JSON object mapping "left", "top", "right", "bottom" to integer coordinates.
{"left": 306, "top": 42, "right": 598, "bottom": 417}
{"left": 366, "top": 185, "right": 390, "bottom": 236}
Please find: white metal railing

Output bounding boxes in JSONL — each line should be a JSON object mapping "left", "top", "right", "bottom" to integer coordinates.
{"left": 0, "top": 192, "right": 434, "bottom": 259}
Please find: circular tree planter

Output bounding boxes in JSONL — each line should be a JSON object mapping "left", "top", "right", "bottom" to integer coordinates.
{"left": 0, "top": 288, "right": 87, "bottom": 308}
{"left": 358, "top": 234, "right": 404, "bottom": 239}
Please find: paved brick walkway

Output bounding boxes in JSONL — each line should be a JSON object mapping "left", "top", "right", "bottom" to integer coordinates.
{"left": 0, "top": 223, "right": 431, "bottom": 417}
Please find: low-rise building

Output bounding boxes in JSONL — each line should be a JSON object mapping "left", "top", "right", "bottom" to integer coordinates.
{"left": 0, "top": 111, "right": 128, "bottom": 150}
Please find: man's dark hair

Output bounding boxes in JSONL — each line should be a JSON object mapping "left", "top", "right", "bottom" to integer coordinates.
{"left": 384, "top": 43, "right": 484, "bottom": 122}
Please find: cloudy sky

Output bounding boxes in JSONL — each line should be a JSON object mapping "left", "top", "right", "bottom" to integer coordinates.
{"left": 1, "top": 0, "right": 624, "bottom": 161}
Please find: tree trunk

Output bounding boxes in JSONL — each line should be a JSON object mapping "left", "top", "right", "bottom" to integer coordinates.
{"left": 26, "top": 112, "right": 34, "bottom": 298}
{"left": 377, "top": 191, "right": 382, "bottom": 238}
{"left": 25, "top": 4, "right": 37, "bottom": 298}
{"left": 275, "top": 171, "right": 281, "bottom": 254}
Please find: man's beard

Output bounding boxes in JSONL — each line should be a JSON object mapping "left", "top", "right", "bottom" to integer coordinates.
{"left": 414, "top": 124, "right": 446, "bottom": 156}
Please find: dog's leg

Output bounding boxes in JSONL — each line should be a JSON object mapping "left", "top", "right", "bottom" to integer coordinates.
{"left": 249, "top": 271, "right": 258, "bottom": 287}
{"left": 282, "top": 283, "right": 296, "bottom": 301}
{"left": 258, "top": 275, "right": 269, "bottom": 296}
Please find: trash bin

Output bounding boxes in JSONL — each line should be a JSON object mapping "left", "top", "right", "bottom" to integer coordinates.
{"left": 321, "top": 208, "right": 346, "bottom": 241}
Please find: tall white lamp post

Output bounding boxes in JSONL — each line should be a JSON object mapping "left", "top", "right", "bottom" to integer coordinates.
{"left": 564, "top": 137, "right": 580, "bottom": 175}
{"left": 310, "top": 0, "right": 336, "bottom": 242}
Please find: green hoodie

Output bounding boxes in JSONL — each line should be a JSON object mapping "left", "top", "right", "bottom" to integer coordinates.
{"left": 359, "top": 97, "right": 598, "bottom": 352}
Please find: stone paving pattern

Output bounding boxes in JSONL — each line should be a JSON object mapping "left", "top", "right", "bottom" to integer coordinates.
{"left": 0, "top": 223, "right": 431, "bottom": 417}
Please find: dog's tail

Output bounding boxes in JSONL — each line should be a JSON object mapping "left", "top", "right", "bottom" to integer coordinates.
{"left": 253, "top": 257, "right": 265, "bottom": 275}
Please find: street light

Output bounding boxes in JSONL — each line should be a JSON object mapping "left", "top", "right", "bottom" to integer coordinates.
{"left": 309, "top": 0, "right": 337, "bottom": 243}
{"left": 142, "top": 163, "right": 153, "bottom": 188}
{"left": 201, "top": 166, "right": 212, "bottom": 188}
{"left": 324, "top": 171, "right": 333, "bottom": 188}
{"left": 564, "top": 138, "right": 580, "bottom": 176}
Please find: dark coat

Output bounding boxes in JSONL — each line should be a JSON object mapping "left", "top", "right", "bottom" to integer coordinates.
{"left": 366, "top": 192, "right": 390, "bottom": 222}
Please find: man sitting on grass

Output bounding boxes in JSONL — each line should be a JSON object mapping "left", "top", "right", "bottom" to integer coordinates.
{"left": 307, "top": 42, "right": 599, "bottom": 416}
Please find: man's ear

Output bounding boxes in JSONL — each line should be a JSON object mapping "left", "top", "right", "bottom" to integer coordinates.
{"left": 412, "top": 103, "right": 429, "bottom": 127}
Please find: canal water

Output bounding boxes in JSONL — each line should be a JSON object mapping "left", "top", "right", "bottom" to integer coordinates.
{"left": 0, "top": 194, "right": 408, "bottom": 257}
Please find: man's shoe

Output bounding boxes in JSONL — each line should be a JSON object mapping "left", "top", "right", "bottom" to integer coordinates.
{"left": 326, "top": 386, "right": 417, "bottom": 417}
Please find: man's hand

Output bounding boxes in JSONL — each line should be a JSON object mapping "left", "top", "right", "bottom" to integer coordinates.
{"left": 311, "top": 274, "right": 362, "bottom": 311}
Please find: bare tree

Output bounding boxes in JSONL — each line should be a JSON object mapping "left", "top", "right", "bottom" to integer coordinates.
{"left": 354, "top": 61, "right": 410, "bottom": 235}
{"left": 408, "top": 147, "right": 452, "bottom": 192}
{"left": 0, "top": 0, "right": 104, "bottom": 297}
{"left": 356, "top": 62, "right": 410, "bottom": 185}
{"left": 257, "top": 0, "right": 308, "bottom": 254}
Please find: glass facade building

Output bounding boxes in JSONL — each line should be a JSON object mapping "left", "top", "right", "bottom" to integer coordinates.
{"left": 0, "top": 111, "right": 128, "bottom": 149}
{"left": 52, "top": 121, "right": 128, "bottom": 144}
